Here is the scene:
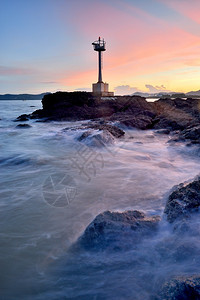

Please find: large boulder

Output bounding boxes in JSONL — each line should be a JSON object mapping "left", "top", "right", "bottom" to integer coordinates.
{"left": 157, "top": 275, "right": 200, "bottom": 300}
{"left": 78, "top": 210, "right": 160, "bottom": 251}
{"left": 164, "top": 176, "right": 200, "bottom": 223}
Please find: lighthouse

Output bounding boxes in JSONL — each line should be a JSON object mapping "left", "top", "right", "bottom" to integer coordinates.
{"left": 92, "top": 37, "right": 114, "bottom": 97}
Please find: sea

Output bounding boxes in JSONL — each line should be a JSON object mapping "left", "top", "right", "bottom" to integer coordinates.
{"left": 1, "top": 100, "right": 200, "bottom": 299}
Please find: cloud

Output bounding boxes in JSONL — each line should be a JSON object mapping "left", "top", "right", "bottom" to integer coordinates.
{"left": 40, "top": 81, "right": 58, "bottom": 84}
{"left": 114, "top": 85, "right": 140, "bottom": 95}
{"left": 159, "top": 0, "right": 200, "bottom": 25}
{"left": 145, "top": 84, "right": 172, "bottom": 93}
{"left": 0, "top": 66, "right": 35, "bottom": 76}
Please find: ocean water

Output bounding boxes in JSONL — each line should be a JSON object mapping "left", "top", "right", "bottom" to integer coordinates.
{"left": 1, "top": 100, "right": 200, "bottom": 299}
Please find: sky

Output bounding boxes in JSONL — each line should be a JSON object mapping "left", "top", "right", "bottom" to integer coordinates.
{"left": 1, "top": 0, "right": 200, "bottom": 95}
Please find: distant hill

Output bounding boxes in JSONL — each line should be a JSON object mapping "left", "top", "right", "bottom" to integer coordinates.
{"left": 0, "top": 93, "right": 50, "bottom": 100}
{"left": 133, "top": 90, "right": 200, "bottom": 98}
{"left": 185, "top": 90, "right": 200, "bottom": 97}
{"left": 132, "top": 92, "right": 152, "bottom": 97}
{"left": 132, "top": 92, "right": 187, "bottom": 98}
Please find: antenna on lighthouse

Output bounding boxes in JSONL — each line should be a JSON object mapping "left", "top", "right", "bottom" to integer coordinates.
{"left": 92, "top": 37, "right": 114, "bottom": 97}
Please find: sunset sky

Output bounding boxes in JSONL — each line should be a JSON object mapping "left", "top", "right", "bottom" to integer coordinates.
{"left": 1, "top": 0, "right": 200, "bottom": 94}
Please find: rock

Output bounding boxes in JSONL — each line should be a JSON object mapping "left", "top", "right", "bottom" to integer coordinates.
{"left": 155, "top": 129, "right": 170, "bottom": 135}
{"left": 78, "top": 129, "right": 115, "bottom": 147}
{"left": 108, "top": 97, "right": 156, "bottom": 129}
{"left": 164, "top": 176, "right": 200, "bottom": 223}
{"left": 78, "top": 210, "right": 160, "bottom": 251}
{"left": 15, "top": 114, "right": 29, "bottom": 122}
{"left": 16, "top": 93, "right": 200, "bottom": 137}
{"left": 18, "top": 92, "right": 157, "bottom": 129}
{"left": 16, "top": 124, "right": 32, "bottom": 128}
{"left": 152, "top": 98, "right": 200, "bottom": 130}
{"left": 88, "top": 124, "right": 125, "bottom": 138}
{"left": 175, "top": 125, "right": 200, "bottom": 145}
{"left": 77, "top": 130, "right": 92, "bottom": 141}
{"left": 157, "top": 275, "right": 200, "bottom": 300}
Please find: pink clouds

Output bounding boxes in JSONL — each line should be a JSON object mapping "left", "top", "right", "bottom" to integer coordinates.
{"left": 159, "top": 0, "right": 200, "bottom": 25}
{"left": 0, "top": 66, "right": 35, "bottom": 76}
{"left": 55, "top": 0, "right": 200, "bottom": 93}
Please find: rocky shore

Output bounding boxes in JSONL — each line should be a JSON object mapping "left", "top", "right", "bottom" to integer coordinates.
{"left": 74, "top": 175, "right": 200, "bottom": 299}
{"left": 16, "top": 92, "right": 200, "bottom": 147}
{"left": 16, "top": 92, "right": 200, "bottom": 298}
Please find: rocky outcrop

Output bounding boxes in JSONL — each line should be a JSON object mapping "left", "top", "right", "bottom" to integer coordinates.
{"left": 108, "top": 96, "right": 156, "bottom": 129}
{"left": 164, "top": 176, "right": 200, "bottom": 223}
{"left": 78, "top": 210, "right": 160, "bottom": 251}
{"left": 157, "top": 275, "right": 200, "bottom": 300}
{"left": 16, "top": 92, "right": 156, "bottom": 129}
{"left": 16, "top": 93, "right": 200, "bottom": 143}
{"left": 152, "top": 98, "right": 200, "bottom": 131}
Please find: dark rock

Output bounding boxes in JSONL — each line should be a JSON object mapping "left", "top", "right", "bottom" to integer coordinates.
{"left": 155, "top": 129, "right": 170, "bottom": 134}
{"left": 77, "top": 131, "right": 92, "bottom": 141}
{"left": 152, "top": 98, "right": 200, "bottom": 130}
{"left": 78, "top": 210, "right": 160, "bottom": 251}
{"left": 175, "top": 125, "right": 200, "bottom": 145}
{"left": 157, "top": 275, "right": 200, "bottom": 300}
{"left": 19, "top": 92, "right": 156, "bottom": 129}
{"left": 16, "top": 124, "right": 32, "bottom": 128}
{"left": 108, "top": 97, "right": 156, "bottom": 129}
{"left": 15, "top": 114, "right": 29, "bottom": 122}
{"left": 164, "top": 176, "right": 200, "bottom": 223}
{"left": 16, "top": 93, "right": 200, "bottom": 138}
{"left": 88, "top": 124, "right": 125, "bottom": 138}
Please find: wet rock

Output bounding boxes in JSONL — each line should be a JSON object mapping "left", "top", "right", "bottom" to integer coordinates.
{"left": 78, "top": 210, "right": 160, "bottom": 251}
{"left": 164, "top": 176, "right": 200, "bottom": 223}
{"left": 155, "top": 129, "right": 170, "bottom": 135}
{"left": 88, "top": 124, "right": 125, "bottom": 138}
{"left": 16, "top": 123, "right": 32, "bottom": 128}
{"left": 175, "top": 125, "right": 200, "bottom": 145}
{"left": 77, "top": 131, "right": 92, "bottom": 141}
{"left": 15, "top": 114, "right": 29, "bottom": 122}
{"left": 78, "top": 129, "right": 115, "bottom": 147}
{"left": 157, "top": 275, "right": 200, "bottom": 300}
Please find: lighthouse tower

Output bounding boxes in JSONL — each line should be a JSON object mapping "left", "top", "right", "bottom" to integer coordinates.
{"left": 92, "top": 37, "right": 114, "bottom": 97}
